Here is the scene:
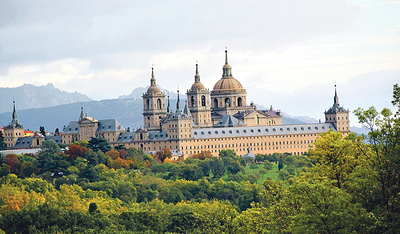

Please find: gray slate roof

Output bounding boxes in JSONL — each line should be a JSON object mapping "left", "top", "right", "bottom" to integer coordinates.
{"left": 243, "top": 148, "right": 256, "bottom": 158}
{"left": 117, "top": 132, "right": 136, "bottom": 143}
{"left": 63, "top": 119, "right": 125, "bottom": 134}
{"left": 213, "top": 115, "right": 246, "bottom": 128}
{"left": 193, "top": 122, "right": 336, "bottom": 139}
{"left": 13, "top": 135, "right": 62, "bottom": 149}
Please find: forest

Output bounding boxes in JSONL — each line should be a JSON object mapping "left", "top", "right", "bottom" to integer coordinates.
{"left": 0, "top": 84, "right": 399, "bottom": 233}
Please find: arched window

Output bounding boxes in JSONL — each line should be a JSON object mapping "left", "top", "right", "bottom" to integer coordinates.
{"left": 225, "top": 98, "right": 231, "bottom": 107}
{"left": 201, "top": 95, "right": 206, "bottom": 106}
{"left": 238, "top": 97, "right": 242, "bottom": 107}
{"left": 140, "top": 143, "right": 143, "bottom": 148}
{"left": 157, "top": 99, "right": 161, "bottom": 109}
{"left": 36, "top": 139, "right": 40, "bottom": 145}
{"left": 214, "top": 98, "right": 218, "bottom": 108}
{"left": 140, "top": 133, "right": 143, "bottom": 140}
{"left": 146, "top": 99, "right": 150, "bottom": 110}
{"left": 191, "top": 96, "right": 195, "bottom": 107}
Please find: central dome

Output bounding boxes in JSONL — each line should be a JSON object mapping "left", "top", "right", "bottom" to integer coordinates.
{"left": 213, "top": 77, "right": 243, "bottom": 91}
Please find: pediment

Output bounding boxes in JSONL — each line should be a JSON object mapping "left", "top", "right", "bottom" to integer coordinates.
{"left": 244, "top": 110, "right": 269, "bottom": 118}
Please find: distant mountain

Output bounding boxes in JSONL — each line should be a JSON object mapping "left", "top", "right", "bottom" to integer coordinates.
{"left": 0, "top": 98, "right": 143, "bottom": 132}
{"left": 0, "top": 97, "right": 311, "bottom": 133}
{"left": 0, "top": 83, "right": 92, "bottom": 114}
{"left": 118, "top": 86, "right": 186, "bottom": 100}
{"left": 351, "top": 126, "right": 370, "bottom": 136}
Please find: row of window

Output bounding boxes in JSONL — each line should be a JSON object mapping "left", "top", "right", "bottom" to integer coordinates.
{"left": 185, "top": 139, "right": 314, "bottom": 150}
{"left": 3, "top": 132, "right": 22, "bottom": 136}
{"left": 194, "top": 126, "right": 329, "bottom": 136}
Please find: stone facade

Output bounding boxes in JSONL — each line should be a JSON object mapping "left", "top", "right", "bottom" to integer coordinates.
{"left": 113, "top": 50, "right": 350, "bottom": 159}
{"left": 2, "top": 50, "right": 350, "bottom": 160}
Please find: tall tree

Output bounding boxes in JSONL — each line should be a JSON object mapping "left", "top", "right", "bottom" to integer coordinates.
{"left": 155, "top": 148, "right": 172, "bottom": 163}
{"left": 39, "top": 126, "right": 46, "bottom": 136}
{"left": 88, "top": 137, "right": 111, "bottom": 153}
{"left": 353, "top": 83, "right": 400, "bottom": 232}
{"left": 0, "top": 131, "right": 7, "bottom": 150}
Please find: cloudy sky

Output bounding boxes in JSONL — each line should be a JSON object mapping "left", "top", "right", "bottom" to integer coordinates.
{"left": 1, "top": 0, "right": 399, "bottom": 126}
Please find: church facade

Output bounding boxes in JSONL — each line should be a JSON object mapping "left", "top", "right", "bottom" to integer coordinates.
{"left": 2, "top": 50, "right": 350, "bottom": 159}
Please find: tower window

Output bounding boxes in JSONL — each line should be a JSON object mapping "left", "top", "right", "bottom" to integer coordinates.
{"left": 147, "top": 99, "right": 150, "bottom": 110}
{"left": 214, "top": 98, "right": 218, "bottom": 108}
{"left": 201, "top": 95, "right": 206, "bottom": 106}
{"left": 191, "top": 96, "right": 195, "bottom": 107}
{"left": 225, "top": 98, "right": 231, "bottom": 107}
{"left": 157, "top": 99, "right": 161, "bottom": 109}
{"left": 238, "top": 97, "right": 242, "bottom": 107}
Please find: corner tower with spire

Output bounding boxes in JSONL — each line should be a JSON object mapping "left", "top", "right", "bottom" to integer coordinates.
{"left": 4, "top": 101, "right": 25, "bottom": 148}
{"left": 142, "top": 67, "right": 167, "bottom": 130}
{"left": 324, "top": 85, "right": 350, "bottom": 136}
{"left": 186, "top": 63, "right": 212, "bottom": 127}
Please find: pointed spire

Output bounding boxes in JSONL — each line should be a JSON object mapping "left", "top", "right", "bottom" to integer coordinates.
{"left": 8, "top": 100, "right": 22, "bottom": 128}
{"left": 80, "top": 107, "right": 84, "bottom": 120}
{"left": 150, "top": 67, "right": 156, "bottom": 86}
{"left": 167, "top": 94, "right": 172, "bottom": 114}
{"left": 225, "top": 49, "right": 228, "bottom": 65}
{"left": 333, "top": 84, "right": 339, "bottom": 107}
{"left": 184, "top": 100, "right": 190, "bottom": 115}
{"left": 194, "top": 63, "right": 200, "bottom": 83}
{"left": 12, "top": 100, "right": 17, "bottom": 122}
{"left": 222, "top": 49, "right": 232, "bottom": 78}
{"left": 326, "top": 84, "right": 347, "bottom": 113}
{"left": 176, "top": 89, "right": 182, "bottom": 113}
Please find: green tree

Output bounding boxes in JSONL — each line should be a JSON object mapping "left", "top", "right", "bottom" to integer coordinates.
{"left": 259, "top": 168, "right": 267, "bottom": 180}
{"left": 264, "top": 161, "right": 273, "bottom": 171}
{"left": 353, "top": 83, "right": 400, "bottom": 232}
{"left": 40, "top": 140, "right": 62, "bottom": 155}
{"left": 209, "top": 157, "right": 225, "bottom": 178}
{"left": 167, "top": 210, "right": 199, "bottom": 233}
{"left": 0, "top": 131, "right": 7, "bottom": 150}
{"left": 88, "top": 137, "right": 111, "bottom": 153}
{"left": 39, "top": 126, "right": 46, "bottom": 136}
{"left": 54, "top": 128, "right": 60, "bottom": 136}
{"left": 278, "top": 160, "right": 284, "bottom": 171}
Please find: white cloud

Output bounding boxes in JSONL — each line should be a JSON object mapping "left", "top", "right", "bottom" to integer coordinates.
{"left": 99, "top": 69, "right": 142, "bottom": 82}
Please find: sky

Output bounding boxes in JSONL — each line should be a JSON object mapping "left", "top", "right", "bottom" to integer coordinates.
{"left": 1, "top": 0, "right": 399, "bottom": 127}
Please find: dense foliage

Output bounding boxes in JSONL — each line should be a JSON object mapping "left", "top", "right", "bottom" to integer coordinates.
{"left": 0, "top": 84, "right": 399, "bottom": 233}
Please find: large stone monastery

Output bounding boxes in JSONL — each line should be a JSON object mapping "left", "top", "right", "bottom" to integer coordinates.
{"left": 3, "top": 50, "right": 350, "bottom": 158}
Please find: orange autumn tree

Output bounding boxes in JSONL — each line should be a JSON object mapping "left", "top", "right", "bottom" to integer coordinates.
{"left": 105, "top": 149, "right": 120, "bottom": 160}
{"left": 156, "top": 148, "right": 172, "bottom": 163}
{"left": 65, "top": 144, "right": 88, "bottom": 161}
{"left": 3, "top": 154, "right": 21, "bottom": 173}
{"left": 191, "top": 151, "right": 212, "bottom": 160}
{"left": 111, "top": 158, "right": 130, "bottom": 169}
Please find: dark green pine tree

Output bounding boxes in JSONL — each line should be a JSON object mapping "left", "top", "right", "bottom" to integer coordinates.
{"left": 0, "top": 130, "right": 7, "bottom": 150}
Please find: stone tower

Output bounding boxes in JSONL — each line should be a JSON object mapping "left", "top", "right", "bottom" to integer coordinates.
{"left": 324, "top": 86, "right": 350, "bottom": 136}
{"left": 3, "top": 101, "right": 25, "bottom": 148}
{"left": 186, "top": 63, "right": 212, "bottom": 127}
{"left": 142, "top": 68, "right": 167, "bottom": 130}
{"left": 167, "top": 91, "right": 193, "bottom": 141}
{"left": 210, "top": 50, "right": 248, "bottom": 115}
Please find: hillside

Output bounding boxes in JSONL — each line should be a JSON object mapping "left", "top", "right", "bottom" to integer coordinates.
{"left": 0, "top": 83, "right": 92, "bottom": 114}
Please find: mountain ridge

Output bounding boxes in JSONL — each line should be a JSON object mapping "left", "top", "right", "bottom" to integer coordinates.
{"left": 0, "top": 83, "right": 92, "bottom": 114}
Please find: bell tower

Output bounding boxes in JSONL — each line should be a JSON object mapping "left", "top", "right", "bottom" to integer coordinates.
{"left": 142, "top": 68, "right": 167, "bottom": 130}
{"left": 3, "top": 101, "right": 25, "bottom": 148}
{"left": 186, "top": 63, "right": 212, "bottom": 127}
{"left": 324, "top": 85, "right": 350, "bottom": 136}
